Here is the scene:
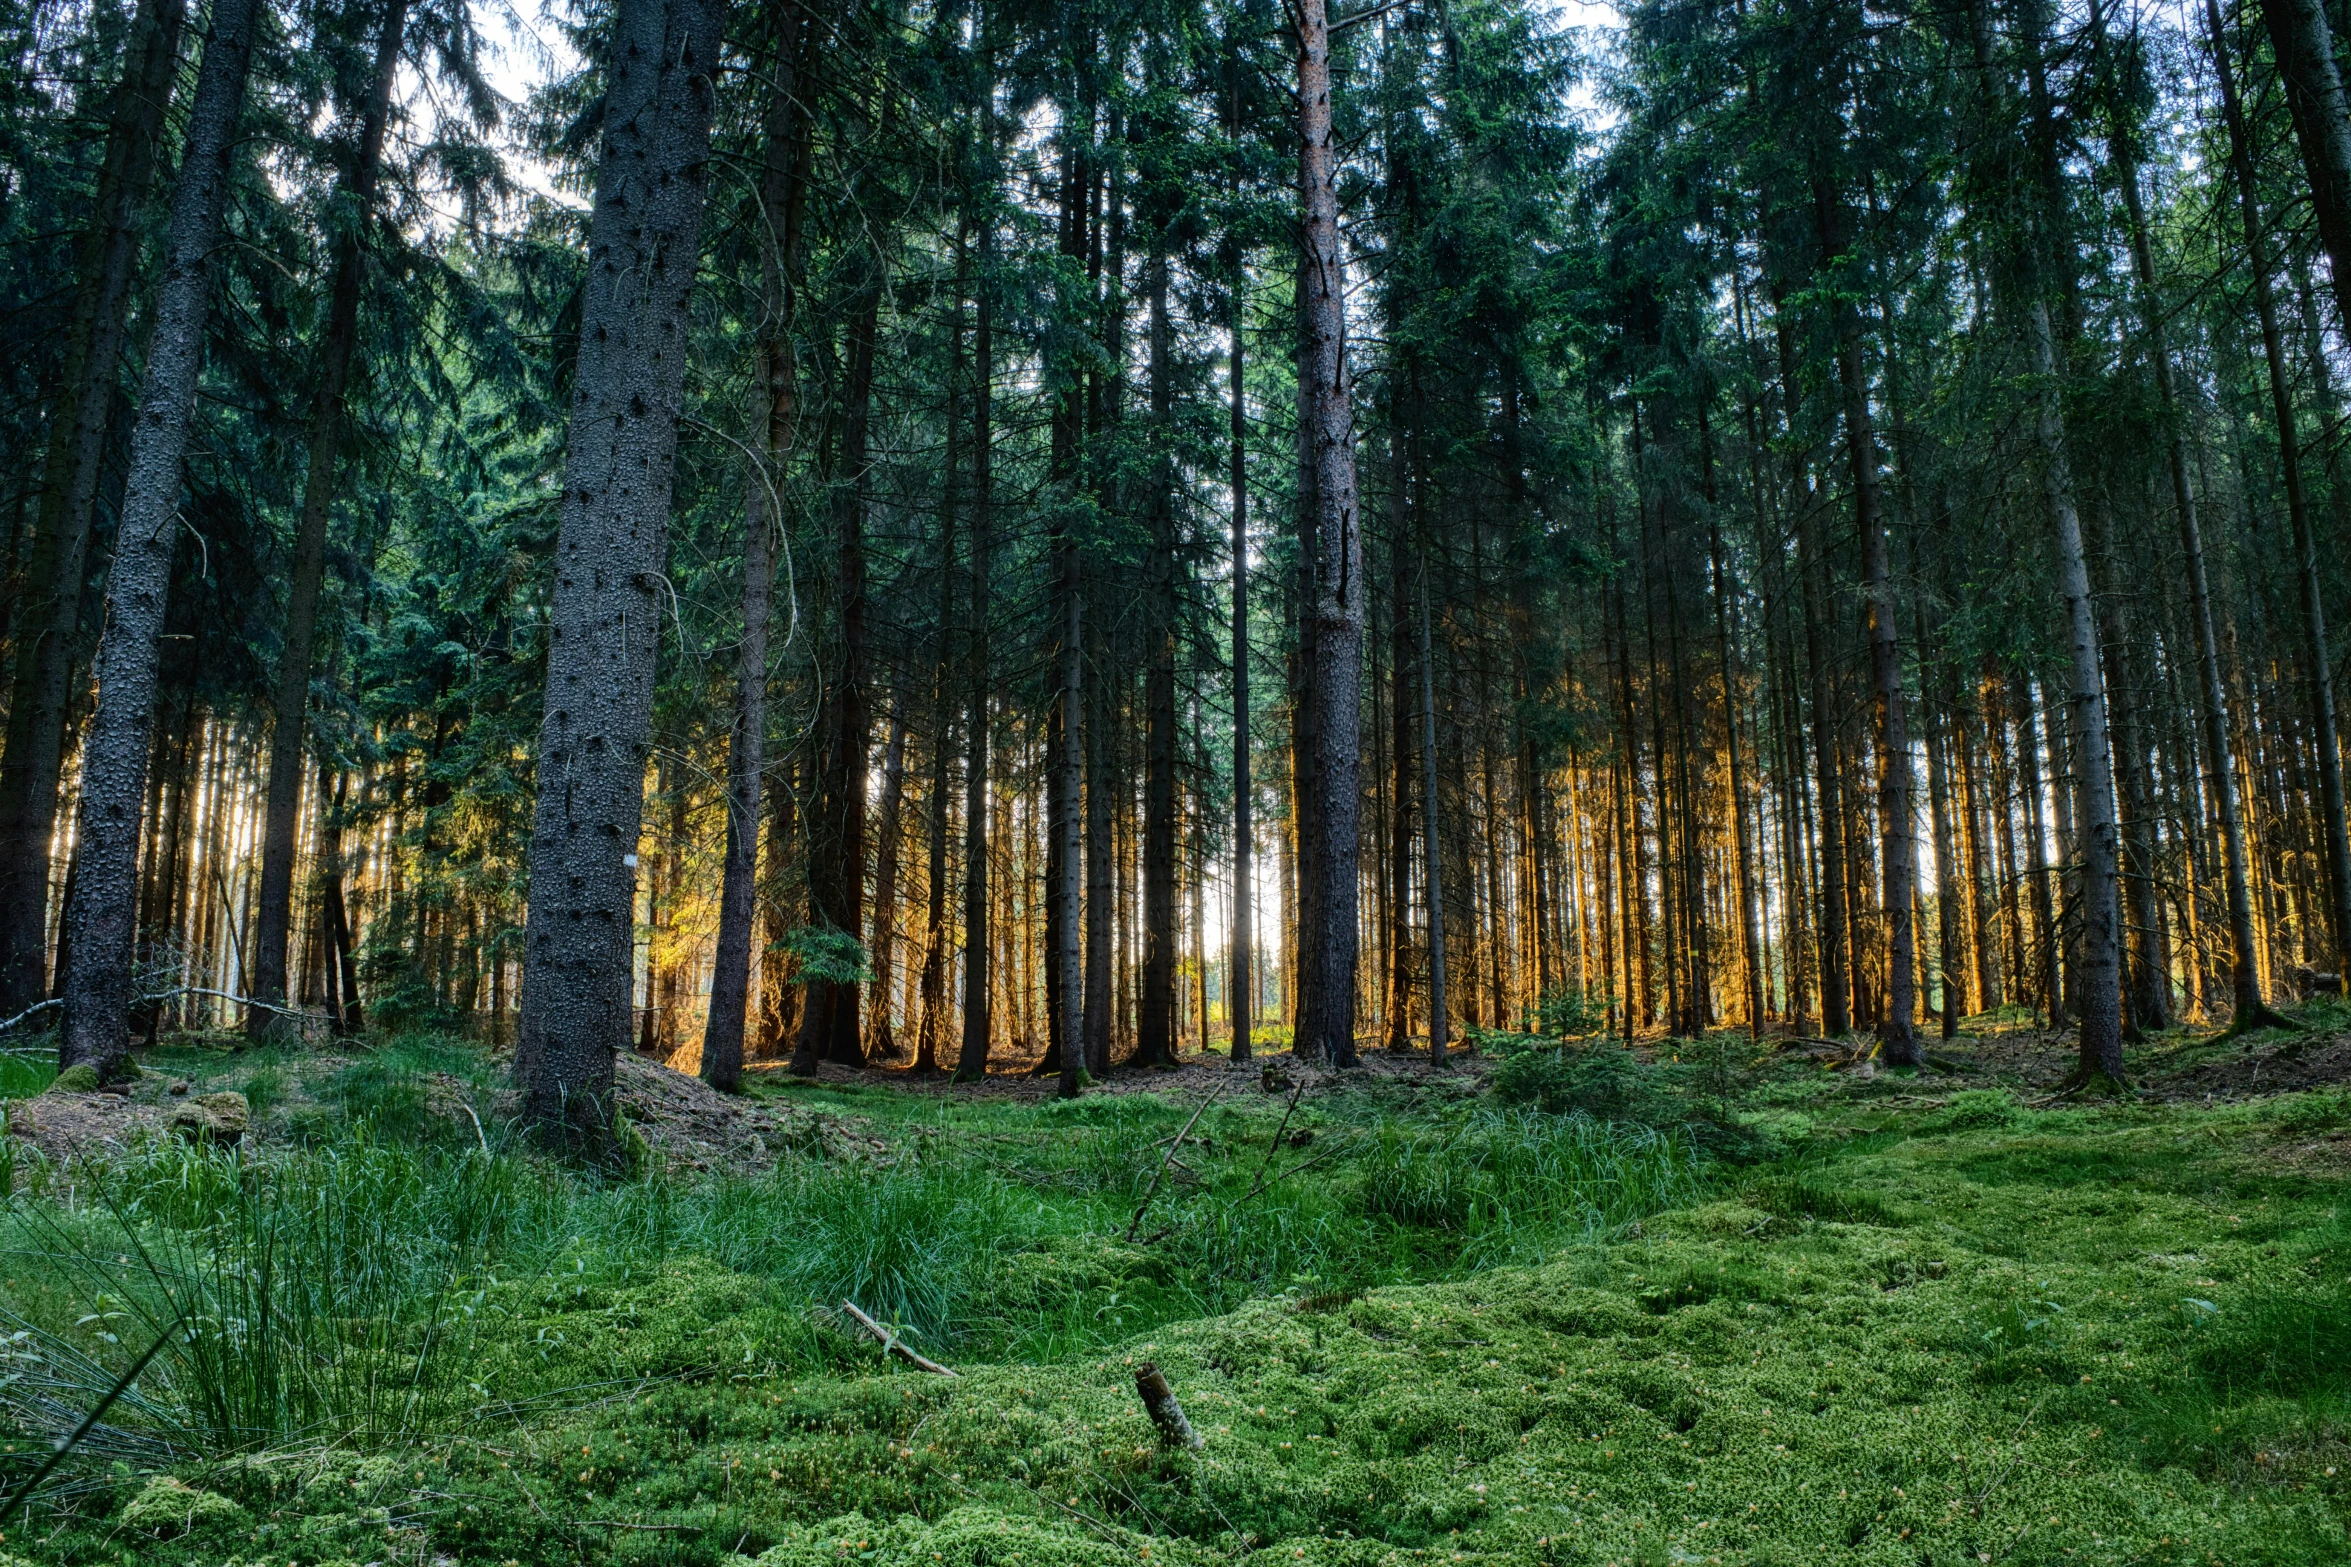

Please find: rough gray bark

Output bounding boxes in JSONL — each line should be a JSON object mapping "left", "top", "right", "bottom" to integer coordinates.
{"left": 1295, "top": 0, "right": 1364, "bottom": 1068}
{"left": 0, "top": 0, "right": 188, "bottom": 1015}
{"left": 56, "top": 0, "right": 261, "bottom": 1077}
{"left": 513, "top": 0, "right": 721, "bottom": 1148}
{"left": 249, "top": 0, "right": 411, "bottom": 1033}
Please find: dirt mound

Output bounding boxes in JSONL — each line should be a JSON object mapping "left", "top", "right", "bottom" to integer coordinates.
{"left": 5, "top": 1076, "right": 243, "bottom": 1167}
{"left": 607, "top": 1053, "right": 886, "bottom": 1173}
{"left": 2153, "top": 1029, "right": 2351, "bottom": 1101}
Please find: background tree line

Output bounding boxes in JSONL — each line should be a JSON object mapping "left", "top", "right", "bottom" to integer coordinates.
{"left": 10, "top": 0, "right": 2351, "bottom": 1135}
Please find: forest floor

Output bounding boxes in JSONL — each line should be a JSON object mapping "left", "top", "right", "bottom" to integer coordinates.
{"left": 0, "top": 1015, "right": 2342, "bottom": 1567}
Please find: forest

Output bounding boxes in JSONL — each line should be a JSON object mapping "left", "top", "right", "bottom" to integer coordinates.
{"left": 0, "top": 0, "right": 2347, "bottom": 1559}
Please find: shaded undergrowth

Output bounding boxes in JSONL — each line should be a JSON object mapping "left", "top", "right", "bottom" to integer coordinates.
{"left": 0, "top": 1033, "right": 2342, "bottom": 1566}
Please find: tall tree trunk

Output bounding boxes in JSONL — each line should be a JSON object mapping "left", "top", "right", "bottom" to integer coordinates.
{"left": 2026, "top": 299, "right": 2126, "bottom": 1081}
{"left": 0, "top": 0, "right": 189, "bottom": 1016}
{"left": 2212, "top": 0, "right": 2351, "bottom": 990}
{"left": 1706, "top": 473, "right": 1763, "bottom": 1039}
{"left": 1296, "top": 0, "right": 1364, "bottom": 1067}
{"left": 960, "top": 194, "right": 998, "bottom": 1083}
{"left": 1227, "top": 233, "right": 1253, "bottom": 1063}
{"left": 793, "top": 281, "right": 882, "bottom": 1073}
{"left": 1922, "top": 652, "right": 1965, "bottom": 1036}
{"left": 510, "top": 0, "right": 720, "bottom": 1145}
{"left": 919, "top": 240, "right": 965, "bottom": 1079}
{"left": 1386, "top": 418, "right": 1417, "bottom": 1050}
{"left": 1417, "top": 530, "right": 1449, "bottom": 1065}
{"left": 706, "top": 9, "right": 811, "bottom": 1090}
{"left": 55, "top": 0, "right": 261, "bottom": 1078}
{"left": 1816, "top": 179, "right": 1919, "bottom": 1063}
{"left": 248, "top": 0, "right": 411, "bottom": 1032}
{"left": 1796, "top": 504, "right": 1852, "bottom": 1036}
{"left": 2261, "top": 0, "right": 2351, "bottom": 336}
{"left": 1137, "top": 228, "right": 1178, "bottom": 1069}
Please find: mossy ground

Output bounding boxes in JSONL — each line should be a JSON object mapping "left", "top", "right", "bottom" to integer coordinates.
{"left": 1, "top": 1030, "right": 2344, "bottom": 1567}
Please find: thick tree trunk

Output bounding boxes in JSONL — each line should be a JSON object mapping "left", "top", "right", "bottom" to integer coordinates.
{"left": 248, "top": 0, "right": 411, "bottom": 1033}
{"left": 1295, "top": 0, "right": 1364, "bottom": 1067}
{"left": 0, "top": 0, "right": 189, "bottom": 1016}
{"left": 511, "top": 0, "right": 720, "bottom": 1147}
{"left": 55, "top": 0, "right": 261, "bottom": 1078}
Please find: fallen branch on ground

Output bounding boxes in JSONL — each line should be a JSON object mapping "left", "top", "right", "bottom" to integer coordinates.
{"left": 839, "top": 1300, "right": 960, "bottom": 1376}
{"left": 1124, "top": 1081, "right": 1228, "bottom": 1242}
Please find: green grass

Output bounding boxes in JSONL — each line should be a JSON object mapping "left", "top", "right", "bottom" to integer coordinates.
{"left": 0, "top": 1034, "right": 2344, "bottom": 1565}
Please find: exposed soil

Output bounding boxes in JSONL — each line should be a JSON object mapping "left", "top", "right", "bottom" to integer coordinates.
{"left": 600, "top": 1051, "right": 887, "bottom": 1173}
{"left": 5, "top": 1047, "right": 889, "bottom": 1178}
{"left": 6, "top": 1073, "right": 252, "bottom": 1166}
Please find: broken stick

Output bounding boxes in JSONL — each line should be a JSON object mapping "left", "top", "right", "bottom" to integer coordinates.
{"left": 840, "top": 1300, "right": 960, "bottom": 1377}
{"left": 1123, "top": 1082, "right": 1227, "bottom": 1242}
{"left": 1133, "top": 1362, "right": 1202, "bottom": 1449}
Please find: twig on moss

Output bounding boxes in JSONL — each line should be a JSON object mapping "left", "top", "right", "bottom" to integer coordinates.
{"left": 840, "top": 1300, "right": 960, "bottom": 1376}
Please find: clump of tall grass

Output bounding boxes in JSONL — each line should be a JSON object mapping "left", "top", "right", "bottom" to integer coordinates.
{"left": 1352, "top": 1107, "right": 1711, "bottom": 1265}
{"left": 0, "top": 1130, "right": 518, "bottom": 1465}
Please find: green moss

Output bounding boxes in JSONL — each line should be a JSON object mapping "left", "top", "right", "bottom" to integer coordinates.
{"left": 50, "top": 1064, "right": 98, "bottom": 1092}
{"left": 120, "top": 1476, "right": 246, "bottom": 1538}
{"left": 9, "top": 1035, "right": 2351, "bottom": 1566}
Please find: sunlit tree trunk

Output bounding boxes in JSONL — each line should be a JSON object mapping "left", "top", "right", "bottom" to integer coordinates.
{"left": 2210, "top": 0, "right": 2346, "bottom": 1002}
